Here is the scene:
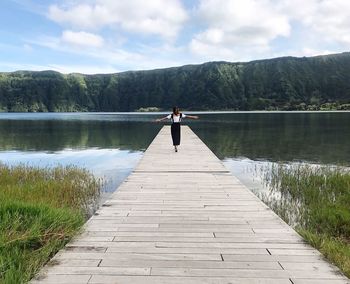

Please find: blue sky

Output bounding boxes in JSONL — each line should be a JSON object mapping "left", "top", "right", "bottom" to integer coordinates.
{"left": 1, "top": 0, "right": 350, "bottom": 74}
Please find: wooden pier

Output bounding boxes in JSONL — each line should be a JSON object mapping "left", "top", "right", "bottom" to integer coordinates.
{"left": 32, "top": 126, "right": 349, "bottom": 284}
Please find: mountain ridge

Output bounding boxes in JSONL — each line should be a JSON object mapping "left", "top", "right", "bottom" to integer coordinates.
{"left": 1, "top": 52, "right": 350, "bottom": 112}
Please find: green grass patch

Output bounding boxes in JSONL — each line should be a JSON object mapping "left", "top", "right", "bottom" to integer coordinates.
{"left": 298, "top": 229, "right": 350, "bottom": 277}
{"left": 260, "top": 163, "right": 350, "bottom": 277}
{"left": 0, "top": 163, "right": 101, "bottom": 283}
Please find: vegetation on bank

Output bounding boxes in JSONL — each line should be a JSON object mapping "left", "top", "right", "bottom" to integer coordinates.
{"left": 0, "top": 163, "right": 101, "bottom": 283}
{"left": 0, "top": 52, "right": 350, "bottom": 112}
{"left": 135, "top": 106, "right": 161, "bottom": 112}
{"left": 260, "top": 164, "right": 350, "bottom": 277}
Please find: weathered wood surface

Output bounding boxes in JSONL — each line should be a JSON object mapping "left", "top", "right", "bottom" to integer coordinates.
{"left": 31, "top": 126, "right": 349, "bottom": 284}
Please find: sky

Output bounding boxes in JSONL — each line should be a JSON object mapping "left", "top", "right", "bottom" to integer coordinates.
{"left": 1, "top": 0, "right": 350, "bottom": 74}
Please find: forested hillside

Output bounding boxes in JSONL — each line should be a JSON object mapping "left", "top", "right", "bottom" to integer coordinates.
{"left": 1, "top": 52, "right": 350, "bottom": 112}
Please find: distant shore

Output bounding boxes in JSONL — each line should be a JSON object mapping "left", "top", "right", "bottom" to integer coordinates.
{"left": 0, "top": 109, "right": 350, "bottom": 115}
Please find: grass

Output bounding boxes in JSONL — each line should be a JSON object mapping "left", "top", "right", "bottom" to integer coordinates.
{"left": 0, "top": 163, "right": 101, "bottom": 283}
{"left": 260, "top": 163, "right": 350, "bottom": 277}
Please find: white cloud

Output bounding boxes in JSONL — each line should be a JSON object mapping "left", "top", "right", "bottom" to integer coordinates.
{"left": 27, "top": 35, "right": 188, "bottom": 72}
{"left": 30, "top": 34, "right": 145, "bottom": 64}
{"left": 23, "top": 43, "right": 33, "bottom": 52}
{"left": 189, "top": 0, "right": 350, "bottom": 61}
{"left": 190, "top": 0, "right": 290, "bottom": 60}
{"left": 271, "top": 47, "right": 337, "bottom": 60}
{"left": 279, "top": 0, "right": 350, "bottom": 46}
{"left": 190, "top": 38, "right": 240, "bottom": 60}
{"left": 298, "top": 48, "right": 335, "bottom": 57}
{"left": 276, "top": 0, "right": 317, "bottom": 22}
{"left": 304, "top": 0, "right": 350, "bottom": 45}
{"left": 48, "top": 0, "right": 188, "bottom": 39}
{"left": 0, "top": 62, "right": 54, "bottom": 72}
{"left": 61, "top": 30, "right": 104, "bottom": 47}
{"left": 48, "top": 4, "right": 108, "bottom": 30}
{"left": 48, "top": 63, "right": 120, "bottom": 74}
{"left": 0, "top": 61, "right": 120, "bottom": 74}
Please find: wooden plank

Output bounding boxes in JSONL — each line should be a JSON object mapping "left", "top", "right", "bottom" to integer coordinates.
{"left": 88, "top": 275, "right": 292, "bottom": 284}
{"left": 99, "top": 259, "right": 282, "bottom": 269}
{"left": 55, "top": 252, "right": 223, "bottom": 261}
{"left": 150, "top": 267, "right": 345, "bottom": 279}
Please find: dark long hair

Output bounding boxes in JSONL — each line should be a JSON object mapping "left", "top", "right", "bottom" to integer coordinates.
{"left": 172, "top": 106, "right": 179, "bottom": 115}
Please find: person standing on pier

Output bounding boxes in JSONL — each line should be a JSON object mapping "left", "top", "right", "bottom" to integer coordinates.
{"left": 156, "top": 107, "right": 199, "bottom": 152}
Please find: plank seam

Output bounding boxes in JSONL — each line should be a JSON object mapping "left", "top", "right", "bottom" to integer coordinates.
{"left": 278, "top": 261, "right": 285, "bottom": 270}
{"left": 97, "top": 259, "right": 102, "bottom": 267}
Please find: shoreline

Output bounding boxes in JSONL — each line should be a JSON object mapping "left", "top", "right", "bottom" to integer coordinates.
{"left": 0, "top": 109, "right": 349, "bottom": 116}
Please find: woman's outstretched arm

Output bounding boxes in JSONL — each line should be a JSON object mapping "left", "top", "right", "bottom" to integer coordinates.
{"left": 155, "top": 116, "right": 169, "bottom": 122}
{"left": 186, "top": 115, "right": 199, "bottom": 119}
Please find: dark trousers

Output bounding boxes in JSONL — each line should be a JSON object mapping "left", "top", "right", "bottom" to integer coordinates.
{"left": 171, "top": 123, "right": 181, "bottom": 146}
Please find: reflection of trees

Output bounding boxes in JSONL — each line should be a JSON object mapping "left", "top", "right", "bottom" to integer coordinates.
{"left": 0, "top": 120, "right": 162, "bottom": 151}
{"left": 0, "top": 113, "right": 349, "bottom": 165}
{"left": 191, "top": 113, "right": 350, "bottom": 165}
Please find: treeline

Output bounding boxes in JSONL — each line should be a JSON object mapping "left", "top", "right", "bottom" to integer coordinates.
{"left": 1, "top": 52, "right": 350, "bottom": 112}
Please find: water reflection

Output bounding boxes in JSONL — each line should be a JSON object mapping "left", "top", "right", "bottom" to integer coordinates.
{"left": 191, "top": 112, "right": 350, "bottom": 165}
{"left": 0, "top": 112, "right": 349, "bottom": 197}
{"left": 0, "top": 120, "right": 161, "bottom": 151}
{"left": 0, "top": 149, "right": 143, "bottom": 193}
{"left": 1, "top": 112, "right": 349, "bottom": 165}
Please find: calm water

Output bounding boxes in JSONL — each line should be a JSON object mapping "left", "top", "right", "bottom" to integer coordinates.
{"left": 0, "top": 112, "right": 349, "bottom": 195}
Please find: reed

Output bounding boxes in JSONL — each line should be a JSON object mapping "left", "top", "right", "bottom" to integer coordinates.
{"left": 260, "top": 163, "right": 350, "bottom": 277}
{"left": 0, "top": 163, "right": 101, "bottom": 283}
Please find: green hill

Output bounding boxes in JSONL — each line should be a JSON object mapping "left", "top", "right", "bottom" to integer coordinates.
{"left": 1, "top": 52, "right": 350, "bottom": 112}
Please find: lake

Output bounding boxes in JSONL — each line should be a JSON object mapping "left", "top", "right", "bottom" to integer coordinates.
{"left": 0, "top": 112, "right": 349, "bottom": 198}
